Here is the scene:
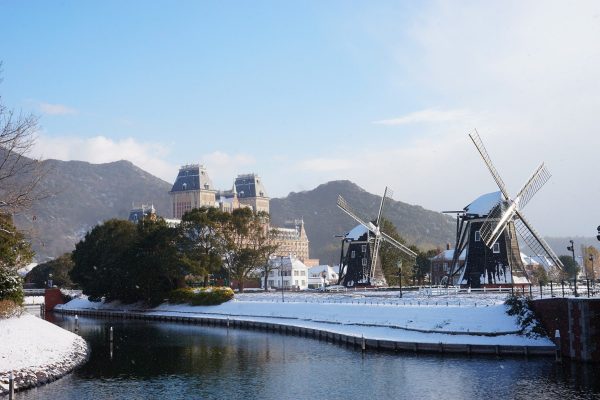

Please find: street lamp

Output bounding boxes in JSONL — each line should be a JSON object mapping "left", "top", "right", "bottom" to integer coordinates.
{"left": 567, "top": 240, "right": 578, "bottom": 297}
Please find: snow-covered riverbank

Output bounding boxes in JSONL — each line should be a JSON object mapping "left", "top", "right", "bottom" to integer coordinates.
{"left": 0, "top": 314, "right": 90, "bottom": 394}
{"left": 56, "top": 291, "right": 554, "bottom": 348}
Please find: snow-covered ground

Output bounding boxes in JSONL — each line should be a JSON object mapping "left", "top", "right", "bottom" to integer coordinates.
{"left": 57, "top": 289, "right": 554, "bottom": 347}
{"left": 0, "top": 314, "right": 89, "bottom": 393}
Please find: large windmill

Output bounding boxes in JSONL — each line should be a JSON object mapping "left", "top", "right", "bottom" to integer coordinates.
{"left": 446, "top": 131, "right": 563, "bottom": 287}
{"left": 336, "top": 187, "right": 417, "bottom": 287}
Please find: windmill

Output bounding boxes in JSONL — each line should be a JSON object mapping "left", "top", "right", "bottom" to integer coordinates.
{"left": 446, "top": 131, "right": 563, "bottom": 287}
{"left": 336, "top": 187, "right": 417, "bottom": 287}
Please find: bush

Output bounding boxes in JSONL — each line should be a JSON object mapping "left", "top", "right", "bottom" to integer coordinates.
{"left": 504, "top": 294, "right": 547, "bottom": 338}
{"left": 0, "top": 268, "right": 24, "bottom": 305}
{"left": 168, "top": 286, "right": 234, "bottom": 306}
{"left": 0, "top": 299, "right": 23, "bottom": 319}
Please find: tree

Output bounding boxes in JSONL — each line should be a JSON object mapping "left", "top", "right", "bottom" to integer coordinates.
{"left": 0, "top": 67, "right": 46, "bottom": 213}
{"left": 529, "top": 266, "right": 549, "bottom": 286}
{"left": 26, "top": 252, "right": 74, "bottom": 288}
{"left": 221, "top": 208, "right": 277, "bottom": 292}
{"left": 0, "top": 214, "right": 33, "bottom": 272}
{"left": 558, "top": 255, "right": 580, "bottom": 281}
{"left": 127, "top": 218, "right": 186, "bottom": 305}
{"left": 582, "top": 245, "right": 599, "bottom": 280}
{"left": 70, "top": 219, "right": 138, "bottom": 301}
{"left": 178, "top": 207, "right": 226, "bottom": 286}
{"left": 379, "top": 218, "right": 413, "bottom": 285}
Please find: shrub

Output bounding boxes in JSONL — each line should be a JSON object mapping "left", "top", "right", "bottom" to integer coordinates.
{"left": 0, "top": 268, "right": 24, "bottom": 305}
{"left": 168, "top": 286, "right": 234, "bottom": 306}
{"left": 504, "top": 294, "right": 547, "bottom": 338}
{"left": 0, "top": 299, "right": 23, "bottom": 319}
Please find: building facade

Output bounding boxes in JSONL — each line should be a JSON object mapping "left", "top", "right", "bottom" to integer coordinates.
{"left": 169, "top": 164, "right": 217, "bottom": 219}
{"left": 168, "top": 164, "right": 314, "bottom": 263}
{"left": 262, "top": 255, "right": 309, "bottom": 290}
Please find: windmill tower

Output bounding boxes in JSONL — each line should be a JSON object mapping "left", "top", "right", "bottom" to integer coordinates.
{"left": 446, "top": 131, "right": 563, "bottom": 287}
{"left": 336, "top": 187, "right": 417, "bottom": 287}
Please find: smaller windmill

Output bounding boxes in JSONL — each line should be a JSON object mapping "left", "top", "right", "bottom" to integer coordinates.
{"left": 337, "top": 187, "right": 417, "bottom": 286}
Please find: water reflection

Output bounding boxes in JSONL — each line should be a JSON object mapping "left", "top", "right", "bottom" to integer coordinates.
{"left": 17, "top": 315, "right": 600, "bottom": 400}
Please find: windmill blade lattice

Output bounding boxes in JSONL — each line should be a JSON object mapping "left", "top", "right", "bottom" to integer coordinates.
{"left": 514, "top": 163, "right": 551, "bottom": 210}
{"left": 381, "top": 231, "right": 417, "bottom": 258}
{"left": 469, "top": 130, "right": 511, "bottom": 199}
{"left": 514, "top": 210, "right": 563, "bottom": 269}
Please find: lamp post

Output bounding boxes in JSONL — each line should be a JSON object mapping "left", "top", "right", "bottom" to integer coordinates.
{"left": 280, "top": 255, "right": 285, "bottom": 303}
{"left": 567, "top": 240, "right": 578, "bottom": 297}
{"left": 397, "top": 261, "right": 403, "bottom": 298}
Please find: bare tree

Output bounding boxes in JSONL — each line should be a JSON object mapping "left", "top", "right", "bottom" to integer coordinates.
{"left": 0, "top": 67, "right": 47, "bottom": 214}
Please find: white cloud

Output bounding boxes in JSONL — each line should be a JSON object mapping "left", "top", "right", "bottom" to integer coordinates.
{"left": 201, "top": 151, "right": 257, "bottom": 189}
{"left": 297, "top": 158, "right": 353, "bottom": 172}
{"left": 333, "top": 0, "right": 600, "bottom": 236}
{"left": 38, "top": 102, "right": 77, "bottom": 116}
{"left": 373, "top": 108, "right": 473, "bottom": 126}
{"left": 32, "top": 135, "right": 177, "bottom": 182}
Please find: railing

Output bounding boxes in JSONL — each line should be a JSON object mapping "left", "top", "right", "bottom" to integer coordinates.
{"left": 23, "top": 289, "right": 46, "bottom": 296}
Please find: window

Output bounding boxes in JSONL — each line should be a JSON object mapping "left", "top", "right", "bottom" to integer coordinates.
{"left": 475, "top": 231, "right": 481, "bottom": 242}
{"left": 362, "top": 258, "right": 367, "bottom": 266}
{"left": 493, "top": 242, "right": 500, "bottom": 254}
{"left": 351, "top": 251, "right": 356, "bottom": 258}
{"left": 268, "top": 280, "right": 274, "bottom": 287}
{"left": 361, "top": 245, "right": 367, "bottom": 253}
{"left": 302, "top": 280, "right": 305, "bottom": 286}
{"left": 294, "top": 280, "right": 298, "bottom": 286}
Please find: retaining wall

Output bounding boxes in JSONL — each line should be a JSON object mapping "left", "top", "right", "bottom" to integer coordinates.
{"left": 532, "top": 298, "right": 600, "bottom": 363}
{"left": 53, "top": 307, "right": 555, "bottom": 358}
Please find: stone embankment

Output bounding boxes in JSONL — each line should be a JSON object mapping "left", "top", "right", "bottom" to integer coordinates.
{"left": 0, "top": 314, "right": 90, "bottom": 395}
{"left": 54, "top": 307, "right": 555, "bottom": 357}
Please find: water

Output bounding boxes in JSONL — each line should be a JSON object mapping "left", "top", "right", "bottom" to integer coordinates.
{"left": 18, "top": 315, "right": 600, "bottom": 400}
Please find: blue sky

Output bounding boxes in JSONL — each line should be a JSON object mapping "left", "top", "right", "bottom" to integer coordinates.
{"left": 1, "top": 1, "right": 599, "bottom": 236}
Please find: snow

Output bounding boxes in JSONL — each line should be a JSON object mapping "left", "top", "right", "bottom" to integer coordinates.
{"left": 0, "top": 314, "right": 84, "bottom": 372}
{"left": 464, "top": 191, "right": 503, "bottom": 216}
{"left": 57, "top": 290, "right": 553, "bottom": 347}
{"left": 347, "top": 224, "right": 368, "bottom": 240}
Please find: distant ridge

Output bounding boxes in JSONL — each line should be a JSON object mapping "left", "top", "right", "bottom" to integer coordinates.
{"left": 11, "top": 158, "right": 588, "bottom": 264}
{"left": 270, "top": 180, "right": 456, "bottom": 264}
{"left": 14, "top": 158, "right": 171, "bottom": 261}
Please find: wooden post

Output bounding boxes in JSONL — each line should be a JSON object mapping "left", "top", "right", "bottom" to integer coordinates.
{"left": 540, "top": 282, "right": 543, "bottom": 299}
{"left": 555, "top": 329, "right": 562, "bottom": 363}
{"left": 361, "top": 335, "right": 366, "bottom": 352}
{"left": 8, "top": 371, "right": 14, "bottom": 400}
{"left": 109, "top": 326, "right": 113, "bottom": 342}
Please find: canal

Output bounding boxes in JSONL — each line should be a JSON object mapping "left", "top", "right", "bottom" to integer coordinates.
{"left": 18, "top": 314, "right": 600, "bottom": 399}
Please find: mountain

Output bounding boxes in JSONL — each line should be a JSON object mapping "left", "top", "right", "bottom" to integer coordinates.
{"left": 13, "top": 159, "right": 171, "bottom": 261}
{"left": 270, "top": 180, "right": 456, "bottom": 264}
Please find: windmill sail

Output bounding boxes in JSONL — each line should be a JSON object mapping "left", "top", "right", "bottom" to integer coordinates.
{"left": 514, "top": 210, "right": 563, "bottom": 270}
{"left": 469, "top": 130, "right": 510, "bottom": 199}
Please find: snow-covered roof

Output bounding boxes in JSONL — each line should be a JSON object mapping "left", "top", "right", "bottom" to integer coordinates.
{"left": 431, "top": 249, "right": 466, "bottom": 261}
{"left": 308, "top": 265, "right": 337, "bottom": 278}
{"left": 347, "top": 224, "right": 368, "bottom": 240}
{"left": 464, "top": 191, "right": 503, "bottom": 217}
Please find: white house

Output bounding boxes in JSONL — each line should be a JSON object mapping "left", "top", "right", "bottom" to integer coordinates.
{"left": 307, "top": 265, "right": 339, "bottom": 289}
{"left": 262, "top": 255, "right": 309, "bottom": 290}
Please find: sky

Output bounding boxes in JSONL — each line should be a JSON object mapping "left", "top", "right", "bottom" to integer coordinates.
{"left": 1, "top": 1, "right": 599, "bottom": 237}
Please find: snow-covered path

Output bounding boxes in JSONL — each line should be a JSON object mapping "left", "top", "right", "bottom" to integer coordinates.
{"left": 58, "top": 291, "right": 554, "bottom": 347}
{"left": 0, "top": 314, "right": 89, "bottom": 393}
